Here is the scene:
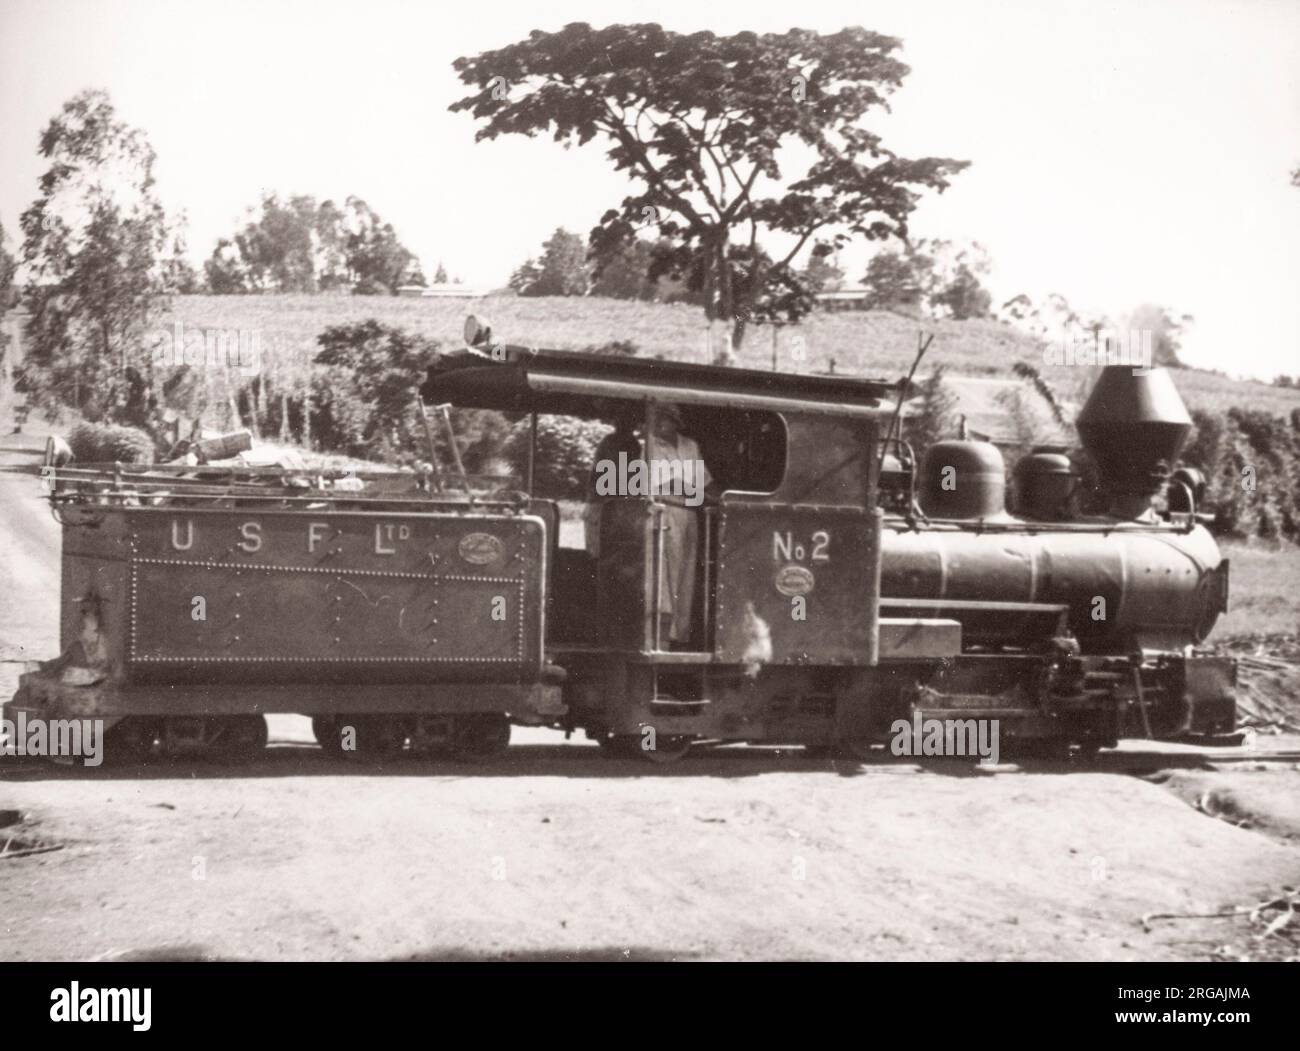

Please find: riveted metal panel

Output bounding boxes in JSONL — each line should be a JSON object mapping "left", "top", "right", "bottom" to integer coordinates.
{"left": 713, "top": 502, "right": 880, "bottom": 666}
{"left": 117, "top": 508, "right": 545, "bottom": 683}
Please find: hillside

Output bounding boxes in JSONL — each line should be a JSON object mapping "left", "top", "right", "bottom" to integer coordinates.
{"left": 162, "top": 293, "right": 1300, "bottom": 419}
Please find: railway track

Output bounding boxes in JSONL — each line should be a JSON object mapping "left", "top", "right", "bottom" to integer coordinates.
{"left": 1087, "top": 746, "right": 1300, "bottom": 773}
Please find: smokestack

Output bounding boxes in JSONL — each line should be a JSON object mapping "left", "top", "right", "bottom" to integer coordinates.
{"left": 1076, "top": 366, "right": 1192, "bottom": 517}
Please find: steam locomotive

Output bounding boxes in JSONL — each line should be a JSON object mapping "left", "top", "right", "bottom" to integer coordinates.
{"left": 7, "top": 321, "right": 1234, "bottom": 764}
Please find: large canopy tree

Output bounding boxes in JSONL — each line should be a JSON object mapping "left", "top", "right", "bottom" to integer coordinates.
{"left": 451, "top": 23, "right": 968, "bottom": 350}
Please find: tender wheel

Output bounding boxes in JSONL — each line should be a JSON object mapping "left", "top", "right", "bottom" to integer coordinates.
{"left": 316, "top": 714, "right": 406, "bottom": 759}
{"left": 103, "top": 717, "right": 161, "bottom": 764}
{"left": 312, "top": 715, "right": 345, "bottom": 758}
{"left": 451, "top": 714, "right": 511, "bottom": 762}
{"left": 831, "top": 737, "right": 878, "bottom": 763}
{"left": 212, "top": 715, "right": 267, "bottom": 759}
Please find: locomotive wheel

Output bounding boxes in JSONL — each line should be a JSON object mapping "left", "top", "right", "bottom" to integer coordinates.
{"left": 595, "top": 733, "right": 645, "bottom": 759}
{"left": 1071, "top": 738, "right": 1105, "bottom": 763}
{"left": 450, "top": 714, "right": 511, "bottom": 762}
{"left": 597, "top": 733, "right": 692, "bottom": 763}
{"left": 1006, "top": 737, "right": 1072, "bottom": 762}
{"left": 637, "top": 733, "right": 693, "bottom": 764}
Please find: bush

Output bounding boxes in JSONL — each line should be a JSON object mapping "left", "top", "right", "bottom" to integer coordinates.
{"left": 502, "top": 415, "right": 611, "bottom": 498}
{"left": 67, "top": 421, "right": 155, "bottom": 464}
{"left": 306, "top": 319, "right": 515, "bottom": 470}
{"left": 1182, "top": 407, "right": 1300, "bottom": 543}
{"left": 311, "top": 320, "right": 434, "bottom": 462}
{"left": 901, "top": 366, "right": 957, "bottom": 458}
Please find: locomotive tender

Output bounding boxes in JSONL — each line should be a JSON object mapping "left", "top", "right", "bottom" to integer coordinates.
{"left": 7, "top": 323, "right": 1235, "bottom": 763}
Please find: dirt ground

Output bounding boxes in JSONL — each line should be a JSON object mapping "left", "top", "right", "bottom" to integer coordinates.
{"left": 3, "top": 729, "right": 1300, "bottom": 962}
{"left": 3, "top": 432, "right": 1299, "bottom": 962}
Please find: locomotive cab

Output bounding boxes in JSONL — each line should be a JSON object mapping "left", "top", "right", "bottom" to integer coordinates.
{"left": 420, "top": 337, "right": 899, "bottom": 758}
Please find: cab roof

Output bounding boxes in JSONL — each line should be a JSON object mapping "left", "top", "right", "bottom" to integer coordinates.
{"left": 420, "top": 344, "right": 896, "bottom": 420}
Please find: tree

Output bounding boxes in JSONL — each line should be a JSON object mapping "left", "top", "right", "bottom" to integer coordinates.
{"left": 434, "top": 262, "right": 449, "bottom": 284}
{"left": 508, "top": 257, "right": 542, "bottom": 295}
{"left": 340, "top": 196, "right": 419, "bottom": 294}
{"left": 19, "top": 89, "right": 172, "bottom": 422}
{"left": 1127, "top": 303, "right": 1189, "bottom": 367}
{"left": 799, "top": 253, "right": 845, "bottom": 294}
{"left": 0, "top": 222, "right": 14, "bottom": 370}
{"left": 451, "top": 23, "right": 967, "bottom": 349}
{"left": 516, "top": 228, "right": 589, "bottom": 296}
{"left": 205, "top": 193, "right": 419, "bottom": 294}
{"left": 931, "top": 263, "right": 991, "bottom": 320}
{"left": 861, "top": 249, "right": 932, "bottom": 313}
{"left": 999, "top": 293, "right": 1034, "bottom": 324}
{"left": 310, "top": 320, "right": 509, "bottom": 467}
{"left": 0, "top": 222, "right": 16, "bottom": 309}
{"left": 160, "top": 225, "right": 202, "bottom": 293}
{"left": 590, "top": 237, "right": 662, "bottom": 300}
{"left": 311, "top": 320, "right": 435, "bottom": 460}
{"left": 918, "top": 239, "right": 991, "bottom": 320}
{"left": 901, "top": 365, "right": 957, "bottom": 457}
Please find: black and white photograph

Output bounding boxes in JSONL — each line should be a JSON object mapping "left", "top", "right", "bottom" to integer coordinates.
{"left": 0, "top": 0, "right": 1297, "bottom": 1030}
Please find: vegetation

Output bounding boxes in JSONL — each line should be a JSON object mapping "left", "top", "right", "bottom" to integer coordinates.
{"left": 18, "top": 89, "right": 173, "bottom": 426}
{"left": 144, "top": 293, "right": 1300, "bottom": 416}
{"left": 67, "top": 420, "right": 155, "bottom": 464}
{"left": 1184, "top": 407, "right": 1300, "bottom": 543}
{"left": 1214, "top": 541, "right": 1300, "bottom": 638}
{"left": 451, "top": 23, "right": 967, "bottom": 350}
{"left": 861, "top": 239, "right": 992, "bottom": 320}
{"left": 206, "top": 194, "right": 423, "bottom": 295}
{"left": 7, "top": 86, "right": 1298, "bottom": 550}
{"left": 510, "top": 228, "right": 590, "bottom": 297}
{"left": 900, "top": 365, "right": 957, "bottom": 457}
{"left": 502, "top": 415, "right": 611, "bottom": 498}
{"left": 305, "top": 320, "right": 511, "bottom": 469}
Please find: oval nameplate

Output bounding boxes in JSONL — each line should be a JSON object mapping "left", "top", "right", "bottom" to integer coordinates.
{"left": 458, "top": 532, "right": 504, "bottom": 565}
{"left": 774, "top": 564, "right": 815, "bottom": 597}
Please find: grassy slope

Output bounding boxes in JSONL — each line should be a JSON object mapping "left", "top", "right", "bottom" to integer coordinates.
{"left": 164, "top": 294, "right": 1300, "bottom": 418}
{"left": 1216, "top": 542, "right": 1300, "bottom": 638}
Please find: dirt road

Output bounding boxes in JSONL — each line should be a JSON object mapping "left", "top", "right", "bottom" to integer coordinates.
{"left": 2, "top": 434, "right": 1298, "bottom": 961}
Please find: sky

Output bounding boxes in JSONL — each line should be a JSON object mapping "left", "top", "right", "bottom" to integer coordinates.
{"left": 1, "top": 0, "right": 1297, "bottom": 378}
